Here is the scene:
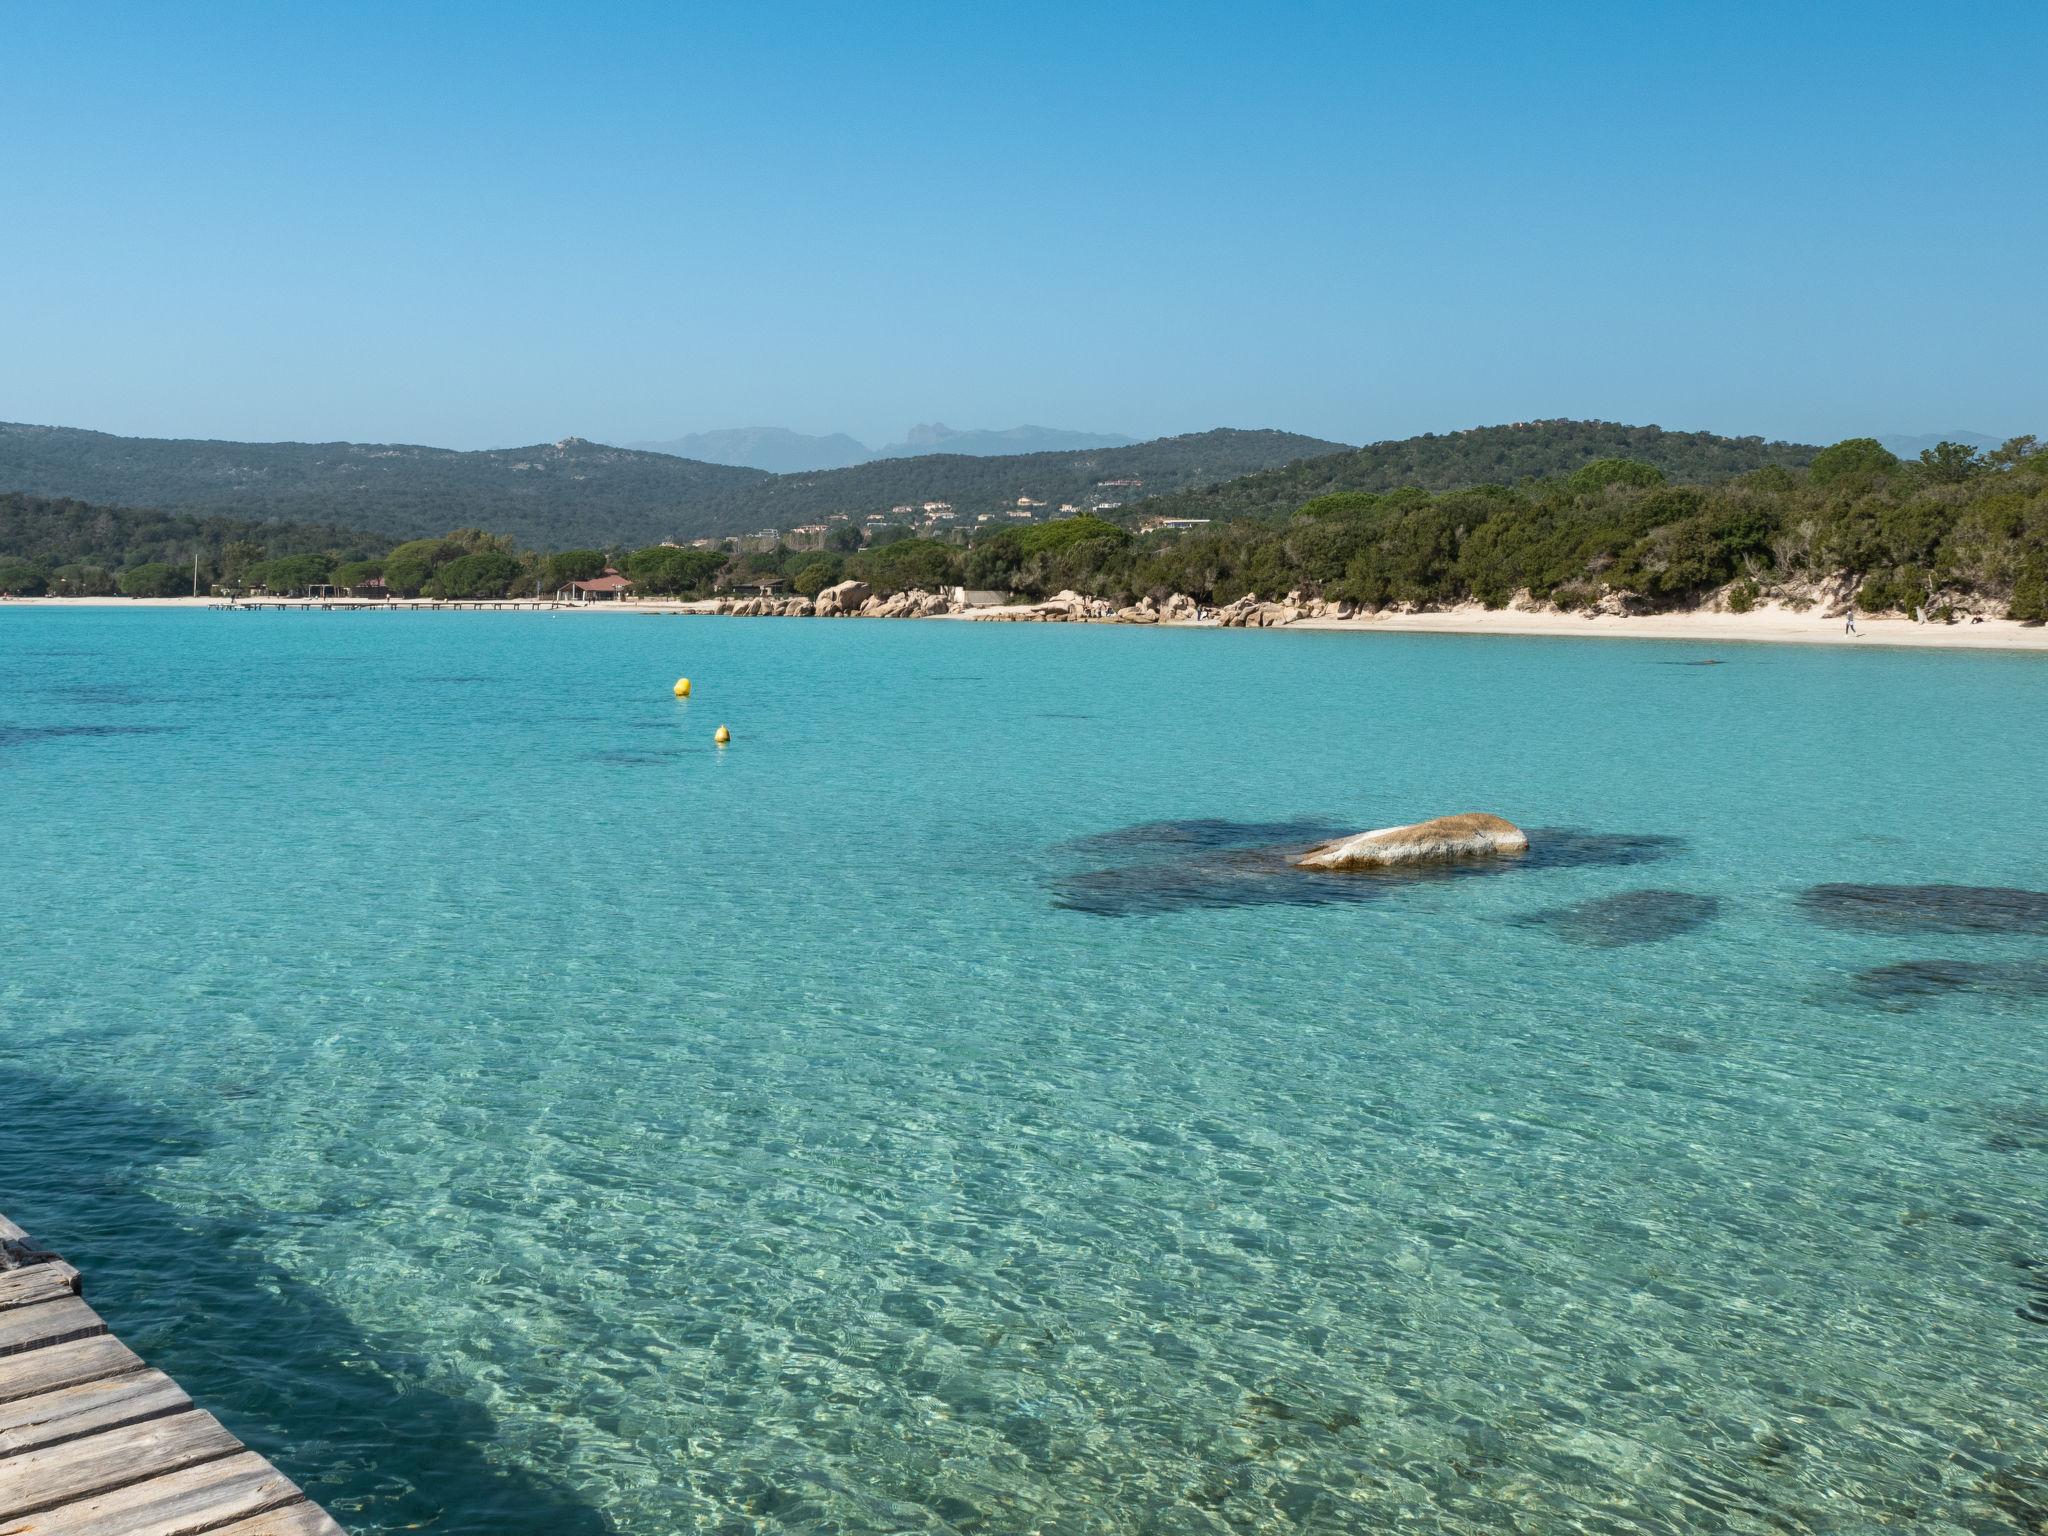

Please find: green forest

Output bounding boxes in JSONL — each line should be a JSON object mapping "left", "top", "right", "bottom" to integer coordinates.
{"left": 0, "top": 422, "right": 1344, "bottom": 548}
{"left": 6, "top": 432, "right": 2045, "bottom": 620}
{"left": 763, "top": 436, "right": 2048, "bottom": 620}
{"left": 1115, "top": 421, "right": 1819, "bottom": 526}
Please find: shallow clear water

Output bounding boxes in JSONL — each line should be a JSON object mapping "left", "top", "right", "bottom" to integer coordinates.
{"left": 3, "top": 609, "right": 2046, "bottom": 1535}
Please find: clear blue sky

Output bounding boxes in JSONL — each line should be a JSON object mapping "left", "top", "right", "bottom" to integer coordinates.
{"left": 4, "top": 2, "right": 2041, "bottom": 452}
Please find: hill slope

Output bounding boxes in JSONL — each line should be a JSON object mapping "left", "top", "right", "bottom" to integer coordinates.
{"left": 0, "top": 422, "right": 1349, "bottom": 547}
{"left": 0, "top": 490, "right": 390, "bottom": 572}
{"left": 1119, "top": 421, "right": 1820, "bottom": 525}
{"left": 716, "top": 429, "right": 1351, "bottom": 528}
{"left": 0, "top": 425, "right": 772, "bottom": 550}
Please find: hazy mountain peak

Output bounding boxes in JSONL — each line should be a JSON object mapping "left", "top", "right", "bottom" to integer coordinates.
{"left": 628, "top": 426, "right": 871, "bottom": 473}
{"left": 874, "top": 423, "right": 1138, "bottom": 459}
{"left": 1877, "top": 430, "right": 2003, "bottom": 458}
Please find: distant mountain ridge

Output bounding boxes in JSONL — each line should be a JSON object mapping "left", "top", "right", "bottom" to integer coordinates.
{"left": 0, "top": 420, "right": 1347, "bottom": 549}
{"left": 872, "top": 423, "right": 1136, "bottom": 458}
{"left": 628, "top": 421, "right": 1138, "bottom": 472}
{"left": 627, "top": 426, "right": 870, "bottom": 473}
{"left": 1877, "top": 430, "right": 2004, "bottom": 459}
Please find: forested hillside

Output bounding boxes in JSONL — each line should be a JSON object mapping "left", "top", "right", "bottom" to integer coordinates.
{"left": 0, "top": 425, "right": 769, "bottom": 549}
{"left": 0, "top": 422, "right": 1346, "bottom": 548}
{"left": 1119, "top": 421, "right": 1819, "bottom": 525}
{"left": 704, "top": 436, "right": 2048, "bottom": 621}
{"left": 711, "top": 429, "right": 1347, "bottom": 527}
{"left": 6, "top": 437, "right": 2043, "bottom": 618}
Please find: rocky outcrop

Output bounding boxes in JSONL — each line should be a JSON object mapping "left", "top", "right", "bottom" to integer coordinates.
{"left": 814, "top": 580, "right": 871, "bottom": 616}
{"left": 1291, "top": 813, "right": 1529, "bottom": 871}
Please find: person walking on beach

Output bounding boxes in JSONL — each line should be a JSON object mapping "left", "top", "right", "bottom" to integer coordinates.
{"left": 1843, "top": 601, "right": 1857, "bottom": 636}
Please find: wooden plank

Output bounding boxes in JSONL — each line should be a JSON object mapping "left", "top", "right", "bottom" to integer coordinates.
{"left": 0, "top": 1302, "right": 104, "bottom": 1361}
{"left": 0, "top": 1269, "right": 79, "bottom": 1314}
{"left": 0, "top": 1340, "right": 145, "bottom": 1410}
{"left": 0, "top": 1221, "right": 25, "bottom": 1245}
{"left": 0, "top": 1408, "right": 242, "bottom": 1518}
{"left": 0, "top": 1369, "right": 189, "bottom": 1458}
{"left": 0, "top": 1451, "right": 304, "bottom": 1536}
{"left": 206, "top": 1500, "right": 348, "bottom": 1536}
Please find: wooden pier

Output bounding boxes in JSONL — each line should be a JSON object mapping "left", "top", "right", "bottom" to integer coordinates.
{"left": 0, "top": 1213, "right": 344, "bottom": 1536}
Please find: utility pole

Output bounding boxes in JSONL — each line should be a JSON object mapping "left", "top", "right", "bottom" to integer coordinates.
{"left": 192, "top": 550, "right": 200, "bottom": 598}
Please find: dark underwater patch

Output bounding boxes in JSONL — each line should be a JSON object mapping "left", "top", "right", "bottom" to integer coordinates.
{"left": 1514, "top": 889, "right": 1721, "bottom": 947}
{"left": 1518, "top": 830, "right": 1683, "bottom": 870}
{"left": 1848, "top": 959, "right": 2048, "bottom": 1008}
{"left": 31, "top": 682, "right": 151, "bottom": 705}
{"left": 589, "top": 748, "right": 683, "bottom": 766}
{"left": 1051, "top": 821, "right": 1683, "bottom": 918}
{"left": 1057, "top": 818, "right": 1349, "bottom": 857}
{"left": 1799, "top": 883, "right": 2048, "bottom": 936}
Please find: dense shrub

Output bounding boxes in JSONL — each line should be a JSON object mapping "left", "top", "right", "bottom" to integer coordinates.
{"left": 626, "top": 545, "right": 725, "bottom": 595}
{"left": 1808, "top": 437, "right": 1900, "bottom": 486}
{"left": 792, "top": 557, "right": 842, "bottom": 596}
{"left": 0, "top": 557, "right": 48, "bottom": 595}
{"left": 427, "top": 552, "right": 524, "bottom": 599}
{"left": 50, "top": 564, "right": 116, "bottom": 596}
{"left": 118, "top": 562, "right": 185, "bottom": 597}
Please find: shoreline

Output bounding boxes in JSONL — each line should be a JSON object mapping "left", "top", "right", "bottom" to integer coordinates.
{"left": 7, "top": 594, "right": 2046, "bottom": 651}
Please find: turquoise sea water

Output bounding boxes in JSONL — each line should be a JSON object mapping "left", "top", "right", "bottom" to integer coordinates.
{"left": 3, "top": 608, "right": 2046, "bottom": 1535}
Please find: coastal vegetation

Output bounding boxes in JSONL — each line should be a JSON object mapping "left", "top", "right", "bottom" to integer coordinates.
{"left": 5, "top": 434, "right": 2044, "bottom": 620}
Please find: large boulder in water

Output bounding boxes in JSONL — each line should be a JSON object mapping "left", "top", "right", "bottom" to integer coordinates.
{"left": 1291, "top": 813, "right": 1529, "bottom": 872}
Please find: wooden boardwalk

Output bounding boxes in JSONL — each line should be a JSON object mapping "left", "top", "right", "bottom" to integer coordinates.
{"left": 0, "top": 1213, "right": 344, "bottom": 1536}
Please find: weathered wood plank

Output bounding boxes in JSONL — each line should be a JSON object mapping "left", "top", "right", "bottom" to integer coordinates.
{"left": 0, "top": 1451, "right": 304, "bottom": 1536}
{"left": 0, "top": 1408, "right": 242, "bottom": 1518}
{"left": 0, "top": 1369, "right": 190, "bottom": 1458}
{"left": 0, "top": 1215, "right": 346, "bottom": 1532}
{"left": 0, "top": 1340, "right": 145, "bottom": 1410}
{"left": 0, "top": 1302, "right": 105, "bottom": 1361}
{"left": 0, "top": 1268, "right": 80, "bottom": 1314}
{"left": 206, "top": 1499, "right": 349, "bottom": 1536}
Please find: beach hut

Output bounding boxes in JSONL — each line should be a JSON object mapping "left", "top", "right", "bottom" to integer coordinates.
{"left": 558, "top": 569, "right": 635, "bottom": 602}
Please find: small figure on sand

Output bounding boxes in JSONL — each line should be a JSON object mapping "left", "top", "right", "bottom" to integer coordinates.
{"left": 1844, "top": 603, "right": 1858, "bottom": 636}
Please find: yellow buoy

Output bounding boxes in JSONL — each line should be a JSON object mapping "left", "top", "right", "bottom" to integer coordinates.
{"left": 714, "top": 725, "right": 731, "bottom": 746}
{"left": 673, "top": 677, "right": 691, "bottom": 697}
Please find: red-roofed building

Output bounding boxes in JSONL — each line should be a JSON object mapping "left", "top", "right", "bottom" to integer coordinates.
{"left": 558, "top": 569, "right": 634, "bottom": 602}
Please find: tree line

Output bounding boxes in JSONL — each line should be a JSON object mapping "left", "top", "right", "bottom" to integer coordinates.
{"left": 6, "top": 436, "right": 2044, "bottom": 620}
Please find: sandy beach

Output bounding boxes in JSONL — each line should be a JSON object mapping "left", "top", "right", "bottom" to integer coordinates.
{"left": 9, "top": 593, "right": 2047, "bottom": 650}
{"left": 1285, "top": 603, "right": 2048, "bottom": 651}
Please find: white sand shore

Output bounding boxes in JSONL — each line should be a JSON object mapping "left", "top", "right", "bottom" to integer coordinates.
{"left": 8, "top": 594, "right": 2046, "bottom": 650}
{"left": 1286, "top": 603, "right": 2048, "bottom": 651}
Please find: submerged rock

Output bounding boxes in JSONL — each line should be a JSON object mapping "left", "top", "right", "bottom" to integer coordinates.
{"left": 1292, "top": 813, "right": 1529, "bottom": 872}
{"left": 1849, "top": 959, "right": 2048, "bottom": 1008}
{"left": 1798, "top": 883, "right": 2048, "bottom": 936}
{"left": 1053, "top": 820, "right": 1673, "bottom": 917}
{"left": 1516, "top": 889, "right": 1721, "bottom": 947}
